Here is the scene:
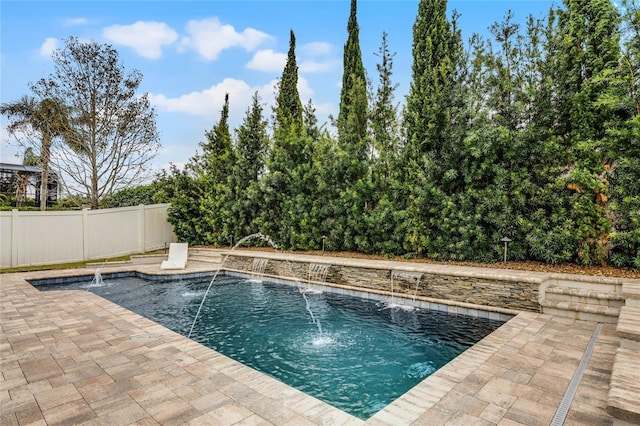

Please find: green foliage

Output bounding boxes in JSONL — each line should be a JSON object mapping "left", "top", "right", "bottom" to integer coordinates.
{"left": 607, "top": 1, "right": 640, "bottom": 268}
{"left": 154, "top": 165, "right": 206, "bottom": 245}
{"left": 275, "top": 31, "right": 304, "bottom": 133}
{"left": 0, "top": 198, "right": 38, "bottom": 211}
{"left": 609, "top": 154, "right": 640, "bottom": 268}
{"left": 22, "top": 148, "right": 38, "bottom": 167}
{"left": 230, "top": 92, "right": 269, "bottom": 239}
{"left": 338, "top": 0, "right": 367, "bottom": 144}
{"left": 53, "top": 196, "right": 90, "bottom": 209}
{"left": 152, "top": 0, "right": 637, "bottom": 270}
{"left": 199, "top": 94, "right": 235, "bottom": 245}
{"left": 543, "top": 0, "right": 625, "bottom": 264}
{"left": 100, "top": 184, "right": 158, "bottom": 208}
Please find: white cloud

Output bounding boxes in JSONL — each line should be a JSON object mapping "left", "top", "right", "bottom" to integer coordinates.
{"left": 103, "top": 21, "right": 178, "bottom": 59}
{"left": 39, "top": 38, "right": 59, "bottom": 58}
{"left": 296, "top": 76, "right": 314, "bottom": 98}
{"left": 300, "top": 41, "right": 333, "bottom": 56}
{"left": 181, "top": 18, "right": 271, "bottom": 61}
{"left": 246, "top": 49, "right": 286, "bottom": 72}
{"left": 311, "top": 102, "right": 336, "bottom": 116}
{"left": 150, "top": 75, "right": 315, "bottom": 121}
{"left": 149, "top": 78, "right": 256, "bottom": 118}
{"left": 299, "top": 42, "right": 337, "bottom": 73}
{"left": 247, "top": 49, "right": 336, "bottom": 74}
{"left": 299, "top": 59, "right": 338, "bottom": 73}
{"left": 64, "top": 17, "right": 89, "bottom": 27}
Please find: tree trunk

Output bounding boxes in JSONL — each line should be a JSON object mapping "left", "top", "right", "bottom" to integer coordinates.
{"left": 39, "top": 135, "right": 52, "bottom": 211}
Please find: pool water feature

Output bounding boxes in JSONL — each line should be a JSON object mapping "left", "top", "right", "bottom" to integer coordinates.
{"left": 38, "top": 274, "right": 504, "bottom": 420}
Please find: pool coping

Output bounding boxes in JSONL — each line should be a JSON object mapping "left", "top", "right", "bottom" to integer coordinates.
{"left": 1, "top": 260, "right": 623, "bottom": 425}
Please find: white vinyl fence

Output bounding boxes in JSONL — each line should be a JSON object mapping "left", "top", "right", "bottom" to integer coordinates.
{"left": 0, "top": 203, "right": 176, "bottom": 268}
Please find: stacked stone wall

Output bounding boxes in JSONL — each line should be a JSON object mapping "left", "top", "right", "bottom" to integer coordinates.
{"left": 224, "top": 255, "right": 539, "bottom": 312}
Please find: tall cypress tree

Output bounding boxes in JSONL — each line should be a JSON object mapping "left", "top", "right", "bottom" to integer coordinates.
{"left": 325, "top": 0, "right": 370, "bottom": 251}
{"left": 258, "top": 29, "right": 315, "bottom": 247}
{"left": 200, "top": 93, "right": 232, "bottom": 181}
{"left": 272, "top": 29, "right": 306, "bottom": 167}
{"left": 402, "top": 0, "right": 468, "bottom": 256}
{"left": 338, "top": 0, "right": 368, "bottom": 157}
{"left": 362, "top": 32, "right": 405, "bottom": 255}
{"left": 403, "top": 0, "right": 453, "bottom": 163}
{"left": 371, "top": 32, "right": 399, "bottom": 182}
{"left": 200, "top": 93, "right": 234, "bottom": 245}
{"left": 232, "top": 92, "right": 269, "bottom": 237}
{"left": 275, "top": 30, "right": 303, "bottom": 134}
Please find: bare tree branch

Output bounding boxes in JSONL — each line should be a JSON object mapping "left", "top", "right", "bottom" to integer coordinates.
{"left": 30, "top": 36, "right": 160, "bottom": 209}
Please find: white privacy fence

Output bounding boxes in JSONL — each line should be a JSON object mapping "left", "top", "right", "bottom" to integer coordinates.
{"left": 0, "top": 204, "right": 176, "bottom": 268}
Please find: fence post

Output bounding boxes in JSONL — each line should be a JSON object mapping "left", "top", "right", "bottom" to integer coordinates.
{"left": 82, "top": 207, "right": 90, "bottom": 261}
{"left": 138, "top": 204, "right": 145, "bottom": 254}
{"left": 11, "top": 209, "right": 19, "bottom": 268}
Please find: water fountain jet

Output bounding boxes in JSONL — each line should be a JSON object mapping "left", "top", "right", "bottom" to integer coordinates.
{"left": 250, "top": 258, "right": 269, "bottom": 282}
{"left": 187, "top": 233, "right": 278, "bottom": 341}
{"left": 90, "top": 268, "right": 104, "bottom": 287}
{"left": 308, "top": 263, "right": 330, "bottom": 284}
{"left": 389, "top": 270, "right": 424, "bottom": 310}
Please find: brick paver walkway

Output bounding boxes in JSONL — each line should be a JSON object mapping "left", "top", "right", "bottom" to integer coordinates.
{"left": 1, "top": 262, "right": 620, "bottom": 425}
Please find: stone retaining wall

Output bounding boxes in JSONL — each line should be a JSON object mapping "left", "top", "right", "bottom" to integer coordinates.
{"left": 224, "top": 254, "right": 540, "bottom": 312}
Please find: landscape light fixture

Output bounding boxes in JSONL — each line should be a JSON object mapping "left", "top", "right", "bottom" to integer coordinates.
{"left": 322, "top": 235, "right": 327, "bottom": 254}
{"left": 501, "top": 237, "right": 512, "bottom": 265}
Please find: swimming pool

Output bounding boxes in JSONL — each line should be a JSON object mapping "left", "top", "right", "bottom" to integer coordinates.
{"left": 37, "top": 273, "right": 504, "bottom": 419}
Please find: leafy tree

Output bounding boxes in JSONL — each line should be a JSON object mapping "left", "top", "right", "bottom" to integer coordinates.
{"left": 460, "top": 11, "right": 551, "bottom": 262}
{"left": 31, "top": 36, "right": 160, "bottom": 209}
{"left": 257, "top": 29, "right": 315, "bottom": 247}
{"left": 154, "top": 165, "right": 204, "bottom": 245}
{"left": 403, "top": 0, "right": 470, "bottom": 257}
{"left": 363, "top": 32, "right": 405, "bottom": 255}
{"left": 100, "top": 184, "right": 158, "bottom": 208}
{"left": 323, "top": 0, "right": 370, "bottom": 251}
{"left": 608, "top": 0, "right": 640, "bottom": 267}
{"left": 0, "top": 96, "right": 68, "bottom": 210}
{"left": 338, "top": 0, "right": 368, "bottom": 159}
{"left": 232, "top": 92, "right": 269, "bottom": 238}
{"left": 370, "top": 32, "right": 400, "bottom": 182}
{"left": 23, "top": 148, "right": 38, "bottom": 167}
{"left": 303, "top": 99, "right": 322, "bottom": 143}
{"left": 546, "top": 0, "right": 625, "bottom": 264}
{"left": 199, "top": 94, "right": 234, "bottom": 244}
{"left": 403, "top": 0, "right": 456, "bottom": 163}
{"left": 200, "top": 94, "right": 233, "bottom": 183}
{"left": 275, "top": 30, "right": 304, "bottom": 133}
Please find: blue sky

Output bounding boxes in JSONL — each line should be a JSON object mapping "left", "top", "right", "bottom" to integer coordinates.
{"left": 1, "top": 0, "right": 553, "bottom": 172}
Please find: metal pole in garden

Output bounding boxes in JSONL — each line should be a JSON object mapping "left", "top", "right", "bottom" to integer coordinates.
{"left": 501, "top": 237, "right": 512, "bottom": 265}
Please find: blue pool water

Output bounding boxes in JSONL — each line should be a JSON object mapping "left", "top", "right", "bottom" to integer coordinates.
{"left": 38, "top": 274, "right": 503, "bottom": 419}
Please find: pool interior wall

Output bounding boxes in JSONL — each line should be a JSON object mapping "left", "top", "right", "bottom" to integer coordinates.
{"left": 232, "top": 270, "right": 514, "bottom": 322}
{"left": 30, "top": 269, "right": 514, "bottom": 324}
{"left": 223, "top": 253, "right": 539, "bottom": 312}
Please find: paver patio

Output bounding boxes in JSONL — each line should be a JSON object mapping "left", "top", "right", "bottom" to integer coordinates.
{"left": 0, "top": 259, "right": 629, "bottom": 425}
